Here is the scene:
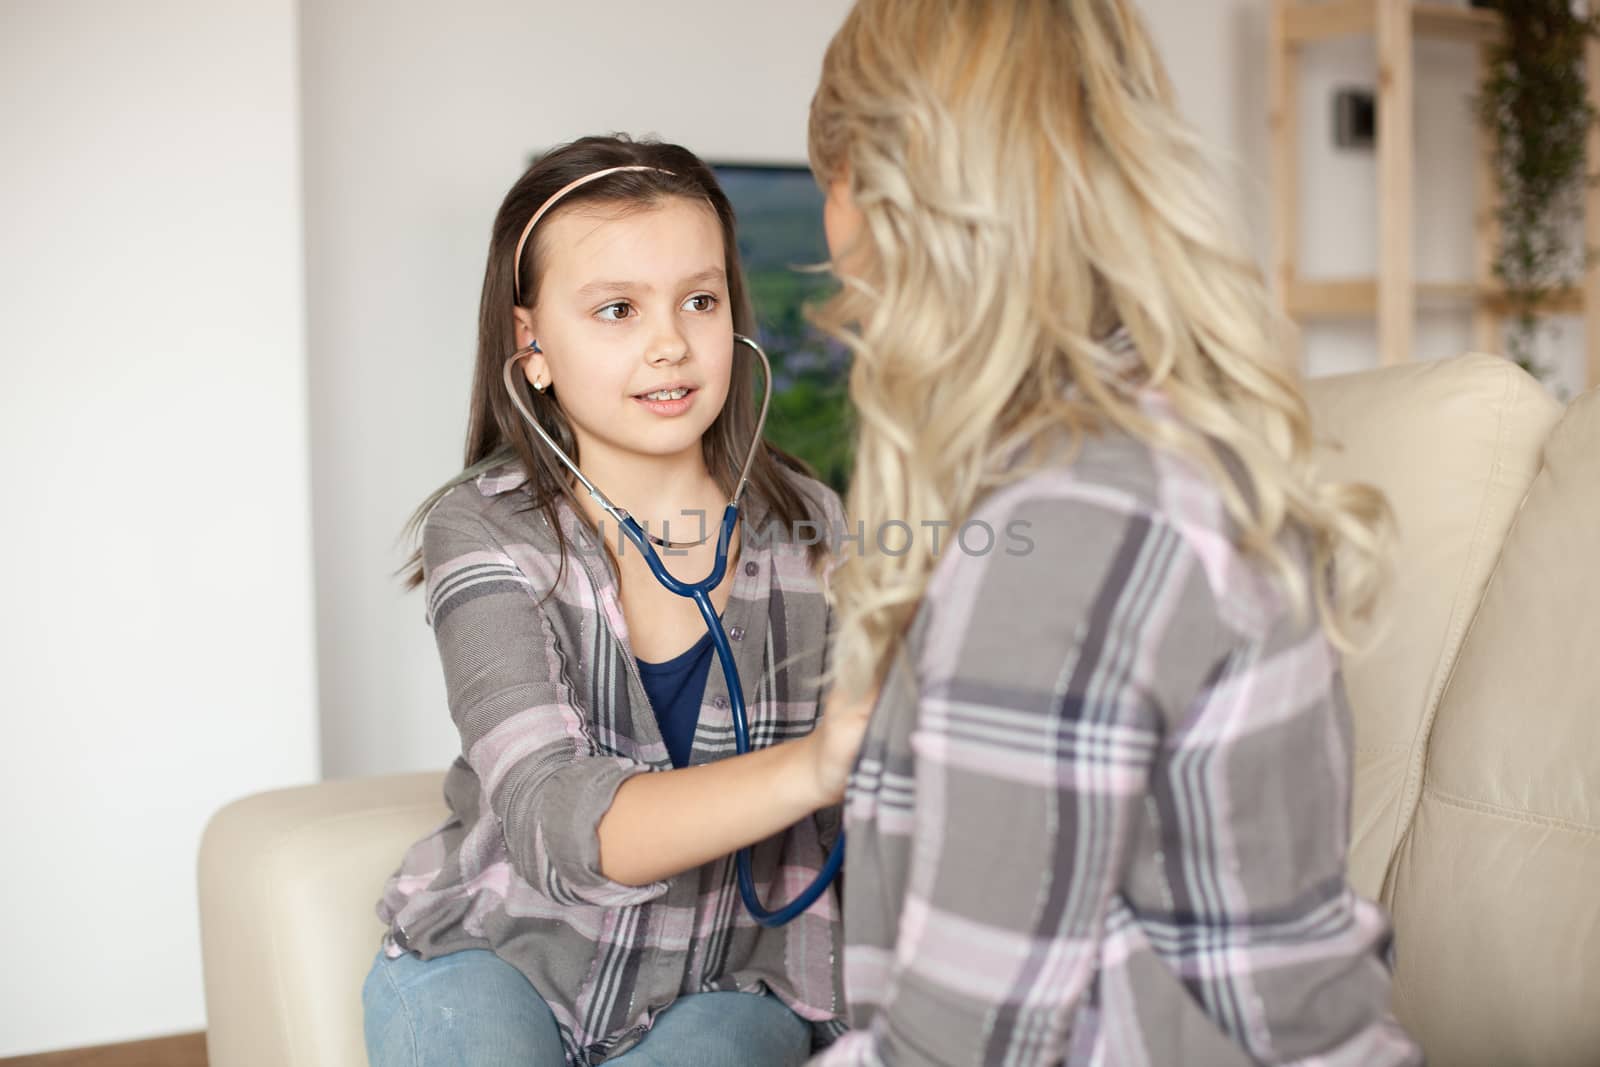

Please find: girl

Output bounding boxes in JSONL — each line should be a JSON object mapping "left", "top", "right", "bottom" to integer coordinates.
{"left": 804, "top": 2, "right": 1424, "bottom": 1064}
{"left": 365, "top": 136, "right": 849, "bottom": 1067}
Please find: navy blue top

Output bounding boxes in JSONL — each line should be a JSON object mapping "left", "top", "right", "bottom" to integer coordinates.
{"left": 636, "top": 629, "right": 716, "bottom": 769}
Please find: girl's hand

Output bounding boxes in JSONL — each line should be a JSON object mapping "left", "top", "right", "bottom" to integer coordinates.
{"left": 808, "top": 683, "right": 880, "bottom": 806}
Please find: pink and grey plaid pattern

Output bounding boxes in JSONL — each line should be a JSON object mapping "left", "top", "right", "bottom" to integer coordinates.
{"left": 810, "top": 401, "right": 1422, "bottom": 1067}
{"left": 376, "top": 462, "right": 847, "bottom": 1065}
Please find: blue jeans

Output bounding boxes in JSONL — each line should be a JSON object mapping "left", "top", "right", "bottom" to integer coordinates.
{"left": 363, "top": 948, "right": 813, "bottom": 1066}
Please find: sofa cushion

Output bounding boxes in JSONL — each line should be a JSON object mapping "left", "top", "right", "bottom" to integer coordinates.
{"left": 1385, "top": 385, "right": 1600, "bottom": 1066}
{"left": 199, "top": 772, "right": 448, "bottom": 1067}
{"left": 1303, "top": 355, "right": 1560, "bottom": 899}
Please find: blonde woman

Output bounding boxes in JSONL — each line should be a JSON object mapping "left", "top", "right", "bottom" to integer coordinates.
{"left": 801, "top": 1, "right": 1423, "bottom": 1063}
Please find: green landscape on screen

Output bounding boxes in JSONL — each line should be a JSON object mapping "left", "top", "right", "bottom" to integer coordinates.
{"left": 715, "top": 165, "right": 853, "bottom": 491}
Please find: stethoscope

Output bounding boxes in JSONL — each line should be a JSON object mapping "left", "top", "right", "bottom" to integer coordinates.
{"left": 503, "top": 333, "right": 844, "bottom": 927}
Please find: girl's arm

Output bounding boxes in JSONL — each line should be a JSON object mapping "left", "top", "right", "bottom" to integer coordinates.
{"left": 596, "top": 726, "right": 846, "bottom": 886}
{"left": 425, "top": 500, "right": 849, "bottom": 904}
{"left": 598, "top": 488, "right": 871, "bottom": 887}
{"left": 811, "top": 490, "right": 1220, "bottom": 1066}
{"left": 423, "top": 510, "right": 676, "bottom": 908}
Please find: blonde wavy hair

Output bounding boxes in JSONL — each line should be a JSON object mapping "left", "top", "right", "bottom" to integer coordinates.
{"left": 808, "top": 0, "right": 1391, "bottom": 697}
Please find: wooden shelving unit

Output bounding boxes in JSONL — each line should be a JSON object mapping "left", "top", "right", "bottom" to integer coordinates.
{"left": 1269, "top": 0, "right": 1600, "bottom": 388}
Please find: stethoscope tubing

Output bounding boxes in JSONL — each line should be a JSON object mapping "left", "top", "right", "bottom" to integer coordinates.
{"left": 504, "top": 334, "right": 845, "bottom": 927}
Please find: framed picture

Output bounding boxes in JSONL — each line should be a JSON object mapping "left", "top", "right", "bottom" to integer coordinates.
{"left": 713, "top": 163, "right": 853, "bottom": 491}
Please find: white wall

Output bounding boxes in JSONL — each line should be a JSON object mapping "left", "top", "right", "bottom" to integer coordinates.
{"left": 302, "top": 0, "right": 858, "bottom": 779}
{"left": 0, "top": 0, "right": 317, "bottom": 1057}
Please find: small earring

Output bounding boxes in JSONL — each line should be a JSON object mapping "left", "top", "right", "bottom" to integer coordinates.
{"left": 523, "top": 336, "right": 546, "bottom": 392}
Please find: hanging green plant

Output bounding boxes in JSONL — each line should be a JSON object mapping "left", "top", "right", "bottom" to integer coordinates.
{"left": 1476, "top": 0, "right": 1599, "bottom": 379}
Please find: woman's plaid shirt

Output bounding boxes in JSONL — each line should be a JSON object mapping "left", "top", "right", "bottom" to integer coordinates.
{"left": 812, "top": 403, "right": 1423, "bottom": 1067}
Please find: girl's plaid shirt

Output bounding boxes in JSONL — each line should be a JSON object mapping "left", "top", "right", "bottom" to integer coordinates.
{"left": 377, "top": 460, "right": 848, "bottom": 1064}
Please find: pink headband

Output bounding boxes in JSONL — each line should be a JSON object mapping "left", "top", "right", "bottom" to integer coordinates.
{"left": 511, "top": 165, "right": 676, "bottom": 305}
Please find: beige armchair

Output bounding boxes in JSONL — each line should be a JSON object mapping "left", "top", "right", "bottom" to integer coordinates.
{"left": 199, "top": 353, "right": 1600, "bottom": 1066}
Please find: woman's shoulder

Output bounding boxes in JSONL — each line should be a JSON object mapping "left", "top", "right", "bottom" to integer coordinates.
{"left": 911, "top": 434, "right": 1257, "bottom": 714}
{"left": 970, "top": 423, "right": 1281, "bottom": 635}
{"left": 978, "top": 428, "right": 1175, "bottom": 533}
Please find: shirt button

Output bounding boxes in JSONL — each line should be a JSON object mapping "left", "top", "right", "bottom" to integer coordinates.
{"left": 729, "top": 626, "right": 745, "bottom": 641}
{"left": 744, "top": 561, "right": 758, "bottom": 577}
{"left": 713, "top": 696, "right": 728, "bottom": 709}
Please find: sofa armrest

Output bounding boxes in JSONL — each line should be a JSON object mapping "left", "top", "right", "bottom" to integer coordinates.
{"left": 1303, "top": 354, "right": 1559, "bottom": 900}
{"left": 198, "top": 772, "right": 447, "bottom": 1067}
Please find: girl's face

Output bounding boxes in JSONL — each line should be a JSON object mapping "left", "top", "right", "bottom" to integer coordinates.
{"left": 515, "top": 196, "right": 733, "bottom": 472}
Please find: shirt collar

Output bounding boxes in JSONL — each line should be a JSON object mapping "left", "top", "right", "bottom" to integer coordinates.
{"left": 474, "top": 457, "right": 779, "bottom": 535}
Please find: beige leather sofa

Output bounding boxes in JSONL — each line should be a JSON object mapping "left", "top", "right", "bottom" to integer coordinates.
{"left": 198, "top": 353, "right": 1600, "bottom": 1066}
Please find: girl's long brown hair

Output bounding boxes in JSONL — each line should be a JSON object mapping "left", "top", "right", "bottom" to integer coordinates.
{"left": 402, "top": 134, "right": 827, "bottom": 589}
